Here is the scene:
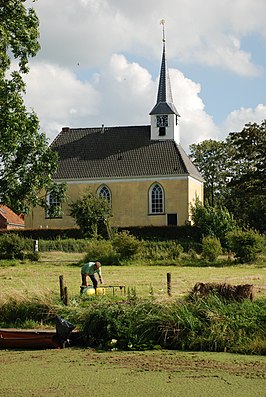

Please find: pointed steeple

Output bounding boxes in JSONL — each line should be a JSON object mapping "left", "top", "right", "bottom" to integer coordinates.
{"left": 150, "top": 20, "right": 180, "bottom": 143}
{"left": 150, "top": 20, "right": 179, "bottom": 116}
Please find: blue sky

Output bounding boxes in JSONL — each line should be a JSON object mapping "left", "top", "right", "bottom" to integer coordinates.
{"left": 23, "top": 0, "right": 266, "bottom": 152}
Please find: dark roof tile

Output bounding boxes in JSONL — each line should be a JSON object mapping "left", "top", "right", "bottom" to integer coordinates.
{"left": 51, "top": 125, "right": 203, "bottom": 181}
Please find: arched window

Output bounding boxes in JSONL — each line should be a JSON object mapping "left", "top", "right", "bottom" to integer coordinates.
{"left": 149, "top": 183, "right": 164, "bottom": 214}
{"left": 98, "top": 185, "right": 111, "bottom": 205}
{"left": 45, "top": 191, "right": 62, "bottom": 218}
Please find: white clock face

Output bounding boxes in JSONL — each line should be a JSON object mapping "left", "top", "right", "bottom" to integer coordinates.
{"left": 156, "top": 115, "right": 168, "bottom": 127}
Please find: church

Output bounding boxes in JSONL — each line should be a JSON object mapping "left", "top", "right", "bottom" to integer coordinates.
{"left": 25, "top": 33, "right": 204, "bottom": 230}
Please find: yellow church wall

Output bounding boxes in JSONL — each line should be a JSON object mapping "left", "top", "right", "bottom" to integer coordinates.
{"left": 25, "top": 176, "right": 203, "bottom": 229}
{"left": 187, "top": 177, "right": 204, "bottom": 222}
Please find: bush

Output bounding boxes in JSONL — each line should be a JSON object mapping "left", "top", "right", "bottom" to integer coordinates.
{"left": 167, "top": 243, "right": 183, "bottom": 260}
{"left": 79, "top": 297, "right": 266, "bottom": 354}
{"left": 83, "top": 238, "right": 119, "bottom": 265}
{"left": 226, "top": 229, "right": 263, "bottom": 263}
{"left": 111, "top": 231, "right": 141, "bottom": 259}
{"left": 0, "top": 234, "right": 28, "bottom": 260}
{"left": 191, "top": 198, "right": 237, "bottom": 247}
{"left": 201, "top": 236, "right": 222, "bottom": 262}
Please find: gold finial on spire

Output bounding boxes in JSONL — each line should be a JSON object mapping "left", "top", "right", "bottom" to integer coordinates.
{"left": 160, "top": 19, "right": 165, "bottom": 42}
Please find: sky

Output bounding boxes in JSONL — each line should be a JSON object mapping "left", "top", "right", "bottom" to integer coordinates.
{"left": 23, "top": 0, "right": 266, "bottom": 152}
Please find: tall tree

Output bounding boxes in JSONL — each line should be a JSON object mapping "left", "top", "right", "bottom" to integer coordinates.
{"left": 189, "top": 139, "right": 231, "bottom": 206}
{"left": 226, "top": 121, "right": 266, "bottom": 232}
{"left": 0, "top": 1, "right": 63, "bottom": 213}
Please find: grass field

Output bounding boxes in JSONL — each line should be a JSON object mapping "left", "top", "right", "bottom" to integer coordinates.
{"left": 0, "top": 252, "right": 265, "bottom": 301}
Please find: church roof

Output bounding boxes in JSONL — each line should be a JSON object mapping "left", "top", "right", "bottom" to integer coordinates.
{"left": 51, "top": 125, "right": 203, "bottom": 181}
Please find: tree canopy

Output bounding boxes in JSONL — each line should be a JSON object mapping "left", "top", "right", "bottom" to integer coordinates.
{"left": 189, "top": 139, "right": 231, "bottom": 206}
{"left": 0, "top": 1, "right": 63, "bottom": 214}
{"left": 190, "top": 120, "right": 266, "bottom": 233}
{"left": 69, "top": 189, "right": 113, "bottom": 238}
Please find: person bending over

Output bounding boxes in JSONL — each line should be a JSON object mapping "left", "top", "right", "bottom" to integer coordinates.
{"left": 81, "top": 261, "right": 103, "bottom": 292}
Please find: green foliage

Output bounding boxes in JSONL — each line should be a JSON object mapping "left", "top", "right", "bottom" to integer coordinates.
{"left": 69, "top": 188, "right": 112, "bottom": 238}
{"left": 111, "top": 230, "right": 141, "bottom": 259}
{"left": 189, "top": 139, "right": 231, "bottom": 207}
{"left": 38, "top": 238, "right": 90, "bottom": 252}
{"left": 201, "top": 236, "right": 222, "bottom": 262}
{"left": 190, "top": 121, "right": 266, "bottom": 233}
{"left": 226, "top": 229, "right": 263, "bottom": 263}
{"left": 83, "top": 239, "right": 119, "bottom": 265}
{"left": 0, "top": 234, "right": 27, "bottom": 259}
{"left": 226, "top": 121, "right": 266, "bottom": 232}
{"left": 78, "top": 297, "right": 266, "bottom": 354}
{"left": 0, "top": 1, "right": 64, "bottom": 214}
{"left": 0, "top": 233, "right": 39, "bottom": 260}
{"left": 191, "top": 198, "right": 237, "bottom": 247}
{"left": 139, "top": 240, "right": 183, "bottom": 263}
{"left": 0, "top": 294, "right": 55, "bottom": 328}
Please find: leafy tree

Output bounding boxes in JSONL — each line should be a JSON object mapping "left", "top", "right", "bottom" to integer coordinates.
{"left": 191, "top": 198, "right": 237, "bottom": 247}
{"left": 189, "top": 139, "right": 231, "bottom": 206}
{"left": 190, "top": 121, "right": 266, "bottom": 232}
{"left": 69, "top": 188, "right": 112, "bottom": 237}
{"left": 226, "top": 121, "right": 266, "bottom": 232}
{"left": 0, "top": 1, "right": 63, "bottom": 213}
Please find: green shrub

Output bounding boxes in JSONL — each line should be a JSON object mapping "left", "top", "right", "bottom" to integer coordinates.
{"left": 79, "top": 297, "right": 266, "bottom": 354}
{"left": 111, "top": 230, "right": 141, "bottom": 259}
{"left": 226, "top": 229, "right": 263, "bottom": 263}
{"left": 83, "top": 238, "right": 119, "bottom": 265}
{"left": 187, "top": 248, "right": 199, "bottom": 261}
{"left": 139, "top": 241, "right": 183, "bottom": 262}
{"left": 191, "top": 198, "right": 237, "bottom": 247}
{"left": 168, "top": 243, "right": 183, "bottom": 260}
{"left": 0, "top": 234, "right": 28, "bottom": 260}
{"left": 38, "top": 238, "right": 90, "bottom": 252}
{"left": 201, "top": 236, "right": 222, "bottom": 262}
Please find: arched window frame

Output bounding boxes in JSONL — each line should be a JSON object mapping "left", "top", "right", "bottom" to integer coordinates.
{"left": 97, "top": 185, "right": 112, "bottom": 206}
{"left": 45, "top": 191, "right": 62, "bottom": 219}
{"left": 148, "top": 183, "right": 164, "bottom": 214}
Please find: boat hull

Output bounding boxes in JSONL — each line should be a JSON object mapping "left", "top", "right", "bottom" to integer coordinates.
{"left": 0, "top": 329, "right": 63, "bottom": 349}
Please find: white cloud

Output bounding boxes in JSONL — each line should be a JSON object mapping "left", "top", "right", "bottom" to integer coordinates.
{"left": 30, "top": 0, "right": 266, "bottom": 76}
{"left": 24, "top": 62, "right": 100, "bottom": 141}
{"left": 21, "top": 0, "right": 266, "bottom": 150}
{"left": 222, "top": 104, "right": 266, "bottom": 134}
{"left": 23, "top": 54, "right": 219, "bottom": 151}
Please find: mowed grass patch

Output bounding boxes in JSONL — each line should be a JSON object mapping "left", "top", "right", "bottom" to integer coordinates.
{"left": 0, "top": 349, "right": 265, "bottom": 397}
{"left": 0, "top": 255, "right": 265, "bottom": 300}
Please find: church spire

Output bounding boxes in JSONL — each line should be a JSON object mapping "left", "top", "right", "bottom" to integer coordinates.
{"left": 150, "top": 20, "right": 180, "bottom": 143}
{"left": 156, "top": 20, "right": 174, "bottom": 105}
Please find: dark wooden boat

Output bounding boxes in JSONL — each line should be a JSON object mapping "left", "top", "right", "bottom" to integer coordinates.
{"left": 0, "top": 316, "right": 78, "bottom": 349}
{"left": 0, "top": 328, "right": 63, "bottom": 349}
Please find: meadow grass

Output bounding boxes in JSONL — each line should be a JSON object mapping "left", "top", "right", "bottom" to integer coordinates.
{"left": 0, "top": 251, "right": 265, "bottom": 300}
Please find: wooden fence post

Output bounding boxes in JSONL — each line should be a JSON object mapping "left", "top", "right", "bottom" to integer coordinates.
{"left": 59, "top": 275, "right": 68, "bottom": 305}
{"left": 63, "top": 286, "right": 68, "bottom": 306}
{"left": 59, "top": 275, "right": 64, "bottom": 301}
{"left": 167, "top": 272, "right": 172, "bottom": 296}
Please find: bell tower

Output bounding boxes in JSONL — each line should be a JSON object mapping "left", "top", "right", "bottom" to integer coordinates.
{"left": 150, "top": 20, "right": 180, "bottom": 143}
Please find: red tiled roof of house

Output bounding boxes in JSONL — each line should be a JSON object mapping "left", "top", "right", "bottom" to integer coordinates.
{"left": 0, "top": 205, "right": 25, "bottom": 229}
